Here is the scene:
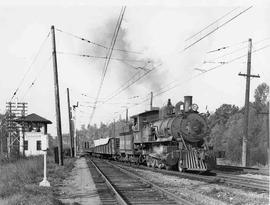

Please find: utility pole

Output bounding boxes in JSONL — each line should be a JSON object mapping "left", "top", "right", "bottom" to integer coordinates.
{"left": 126, "top": 108, "right": 128, "bottom": 123}
{"left": 7, "top": 102, "right": 12, "bottom": 157}
{"left": 150, "top": 91, "right": 153, "bottom": 110}
{"left": 238, "top": 38, "right": 260, "bottom": 167}
{"left": 21, "top": 103, "right": 26, "bottom": 157}
{"left": 51, "top": 25, "right": 64, "bottom": 166}
{"left": 67, "top": 88, "right": 74, "bottom": 157}
{"left": 268, "top": 101, "right": 270, "bottom": 166}
{"left": 72, "top": 102, "right": 79, "bottom": 157}
{"left": 113, "top": 119, "right": 116, "bottom": 138}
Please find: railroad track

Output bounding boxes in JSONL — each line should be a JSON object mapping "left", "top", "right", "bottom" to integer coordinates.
{"left": 87, "top": 157, "right": 196, "bottom": 205}
{"left": 216, "top": 173, "right": 269, "bottom": 191}
{"left": 110, "top": 160, "right": 269, "bottom": 192}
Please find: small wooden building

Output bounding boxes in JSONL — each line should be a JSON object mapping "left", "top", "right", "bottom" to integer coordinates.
{"left": 16, "top": 113, "right": 52, "bottom": 156}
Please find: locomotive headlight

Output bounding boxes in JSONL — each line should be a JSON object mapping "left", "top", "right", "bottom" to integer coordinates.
{"left": 192, "top": 104, "right": 199, "bottom": 111}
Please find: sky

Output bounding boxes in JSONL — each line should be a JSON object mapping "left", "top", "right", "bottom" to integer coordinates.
{"left": 0, "top": 0, "right": 269, "bottom": 137}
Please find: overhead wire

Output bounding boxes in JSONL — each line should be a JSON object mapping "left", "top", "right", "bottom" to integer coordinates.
{"left": 101, "top": 63, "right": 162, "bottom": 105}
{"left": 57, "top": 51, "right": 146, "bottom": 63}
{"left": 89, "top": 6, "right": 126, "bottom": 123}
{"left": 183, "top": 6, "right": 253, "bottom": 51}
{"left": 125, "top": 42, "right": 270, "bottom": 113}
{"left": 10, "top": 31, "right": 51, "bottom": 101}
{"left": 55, "top": 27, "right": 141, "bottom": 55}
{"left": 154, "top": 43, "right": 270, "bottom": 100}
{"left": 21, "top": 54, "right": 53, "bottom": 100}
{"left": 185, "top": 7, "right": 240, "bottom": 42}
{"left": 207, "top": 37, "right": 270, "bottom": 62}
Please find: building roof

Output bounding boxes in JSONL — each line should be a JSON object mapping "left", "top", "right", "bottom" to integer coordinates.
{"left": 130, "top": 109, "right": 159, "bottom": 118}
{"left": 15, "top": 113, "right": 52, "bottom": 124}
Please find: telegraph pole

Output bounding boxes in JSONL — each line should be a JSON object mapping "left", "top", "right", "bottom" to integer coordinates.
{"left": 150, "top": 91, "right": 153, "bottom": 110}
{"left": 268, "top": 101, "right": 270, "bottom": 166}
{"left": 21, "top": 102, "right": 26, "bottom": 157}
{"left": 113, "top": 119, "right": 116, "bottom": 138}
{"left": 238, "top": 38, "right": 260, "bottom": 167}
{"left": 51, "top": 25, "right": 64, "bottom": 165}
{"left": 125, "top": 108, "right": 128, "bottom": 123}
{"left": 7, "top": 102, "right": 12, "bottom": 157}
{"left": 67, "top": 88, "right": 74, "bottom": 157}
{"left": 72, "top": 102, "right": 78, "bottom": 157}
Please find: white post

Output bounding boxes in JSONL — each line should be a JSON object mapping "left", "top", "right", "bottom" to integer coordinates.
{"left": 39, "top": 150, "right": 50, "bottom": 187}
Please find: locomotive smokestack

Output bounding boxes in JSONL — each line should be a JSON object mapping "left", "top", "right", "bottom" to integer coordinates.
{"left": 184, "top": 96, "right": 192, "bottom": 112}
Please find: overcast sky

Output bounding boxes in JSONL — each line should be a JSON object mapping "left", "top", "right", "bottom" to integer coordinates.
{"left": 0, "top": 0, "right": 269, "bottom": 136}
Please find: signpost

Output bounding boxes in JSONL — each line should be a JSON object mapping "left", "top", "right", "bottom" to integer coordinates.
{"left": 39, "top": 138, "right": 50, "bottom": 187}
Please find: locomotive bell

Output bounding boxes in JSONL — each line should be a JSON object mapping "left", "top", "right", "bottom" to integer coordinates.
{"left": 184, "top": 96, "right": 192, "bottom": 112}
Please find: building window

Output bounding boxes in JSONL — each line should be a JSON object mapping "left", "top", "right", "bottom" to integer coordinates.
{"left": 36, "top": 140, "right": 42, "bottom": 151}
{"left": 24, "top": 140, "right": 28, "bottom": 151}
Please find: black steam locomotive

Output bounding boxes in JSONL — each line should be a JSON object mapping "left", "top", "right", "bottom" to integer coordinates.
{"left": 84, "top": 96, "right": 216, "bottom": 172}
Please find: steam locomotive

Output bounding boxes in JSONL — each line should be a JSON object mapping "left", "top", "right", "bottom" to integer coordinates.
{"left": 84, "top": 96, "right": 216, "bottom": 172}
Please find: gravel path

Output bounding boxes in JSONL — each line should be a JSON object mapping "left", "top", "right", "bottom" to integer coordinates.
{"left": 58, "top": 157, "right": 102, "bottom": 205}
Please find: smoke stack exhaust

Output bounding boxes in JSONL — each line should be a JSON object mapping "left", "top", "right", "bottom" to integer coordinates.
{"left": 184, "top": 96, "right": 192, "bottom": 112}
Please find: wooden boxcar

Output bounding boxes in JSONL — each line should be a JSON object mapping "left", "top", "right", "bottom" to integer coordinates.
{"left": 93, "top": 137, "right": 119, "bottom": 156}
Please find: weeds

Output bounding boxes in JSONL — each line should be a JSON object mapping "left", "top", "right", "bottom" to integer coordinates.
{"left": 0, "top": 155, "right": 75, "bottom": 205}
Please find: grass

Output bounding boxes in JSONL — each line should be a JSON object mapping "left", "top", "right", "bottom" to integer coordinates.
{"left": 0, "top": 155, "right": 75, "bottom": 205}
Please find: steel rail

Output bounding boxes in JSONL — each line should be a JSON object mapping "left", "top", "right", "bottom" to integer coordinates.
{"left": 89, "top": 158, "right": 128, "bottom": 205}
{"left": 106, "top": 160, "right": 196, "bottom": 205}
{"left": 112, "top": 160, "right": 269, "bottom": 192}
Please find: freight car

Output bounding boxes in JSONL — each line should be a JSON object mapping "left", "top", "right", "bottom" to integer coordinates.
{"left": 91, "top": 137, "right": 119, "bottom": 158}
{"left": 83, "top": 96, "right": 216, "bottom": 172}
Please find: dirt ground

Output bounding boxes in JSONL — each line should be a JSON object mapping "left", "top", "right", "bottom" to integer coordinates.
{"left": 58, "top": 157, "right": 102, "bottom": 205}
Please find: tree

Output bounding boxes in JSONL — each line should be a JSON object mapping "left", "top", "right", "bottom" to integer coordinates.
{"left": 254, "top": 82, "right": 269, "bottom": 112}
{"left": 208, "top": 104, "right": 239, "bottom": 128}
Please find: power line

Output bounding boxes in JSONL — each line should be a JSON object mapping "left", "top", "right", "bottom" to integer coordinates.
{"left": 207, "top": 40, "right": 247, "bottom": 54}
{"left": 57, "top": 51, "right": 146, "bottom": 63}
{"left": 55, "top": 27, "right": 141, "bottom": 55}
{"left": 126, "top": 43, "right": 270, "bottom": 112}
{"left": 10, "top": 31, "right": 51, "bottom": 101}
{"left": 21, "top": 55, "right": 52, "bottom": 100}
{"left": 156, "top": 44, "right": 270, "bottom": 99}
{"left": 183, "top": 6, "right": 253, "bottom": 51}
{"left": 102, "top": 63, "right": 162, "bottom": 105}
{"left": 185, "top": 7, "right": 239, "bottom": 42}
{"left": 121, "top": 60, "right": 151, "bottom": 71}
{"left": 89, "top": 6, "right": 126, "bottom": 123}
